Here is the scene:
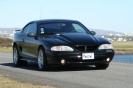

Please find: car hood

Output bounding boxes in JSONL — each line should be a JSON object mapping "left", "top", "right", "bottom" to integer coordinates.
{"left": 52, "top": 33, "right": 110, "bottom": 46}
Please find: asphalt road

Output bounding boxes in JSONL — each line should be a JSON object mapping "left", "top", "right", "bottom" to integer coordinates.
{"left": 0, "top": 52, "right": 133, "bottom": 88}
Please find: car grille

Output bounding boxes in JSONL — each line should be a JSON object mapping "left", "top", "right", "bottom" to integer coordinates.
{"left": 75, "top": 45, "right": 97, "bottom": 51}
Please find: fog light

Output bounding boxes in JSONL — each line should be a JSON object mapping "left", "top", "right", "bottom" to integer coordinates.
{"left": 61, "top": 59, "right": 66, "bottom": 65}
{"left": 106, "top": 58, "right": 110, "bottom": 62}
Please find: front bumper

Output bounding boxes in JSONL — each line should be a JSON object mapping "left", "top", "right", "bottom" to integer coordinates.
{"left": 45, "top": 49, "right": 115, "bottom": 65}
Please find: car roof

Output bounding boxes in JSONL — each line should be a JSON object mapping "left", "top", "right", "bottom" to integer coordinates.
{"left": 30, "top": 19, "right": 79, "bottom": 23}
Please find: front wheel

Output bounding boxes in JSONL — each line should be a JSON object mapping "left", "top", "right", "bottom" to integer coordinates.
{"left": 37, "top": 47, "right": 49, "bottom": 71}
{"left": 13, "top": 45, "right": 27, "bottom": 66}
{"left": 95, "top": 63, "right": 109, "bottom": 69}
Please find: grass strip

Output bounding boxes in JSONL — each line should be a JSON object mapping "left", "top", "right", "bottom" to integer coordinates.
{"left": 0, "top": 74, "right": 53, "bottom": 88}
{"left": 0, "top": 47, "right": 12, "bottom": 53}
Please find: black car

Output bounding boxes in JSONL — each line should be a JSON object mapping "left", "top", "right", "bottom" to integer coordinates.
{"left": 13, "top": 19, "right": 115, "bottom": 70}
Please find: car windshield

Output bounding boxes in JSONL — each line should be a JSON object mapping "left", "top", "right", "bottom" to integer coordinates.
{"left": 39, "top": 22, "right": 91, "bottom": 35}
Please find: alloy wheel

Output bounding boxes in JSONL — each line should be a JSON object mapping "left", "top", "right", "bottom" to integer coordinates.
{"left": 13, "top": 47, "right": 18, "bottom": 65}
{"left": 38, "top": 50, "right": 44, "bottom": 69}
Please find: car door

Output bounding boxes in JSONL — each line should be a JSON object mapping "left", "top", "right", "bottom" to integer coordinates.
{"left": 20, "top": 24, "right": 30, "bottom": 56}
{"left": 21, "top": 22, "right": 38, "bottom": 58}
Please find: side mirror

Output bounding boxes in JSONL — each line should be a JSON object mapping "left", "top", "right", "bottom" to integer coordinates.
{"left": 90, "top": 31, "right": 96, "bottom": 35}
{"left": 27, "top": 32, "right": 36, "bottom": 37}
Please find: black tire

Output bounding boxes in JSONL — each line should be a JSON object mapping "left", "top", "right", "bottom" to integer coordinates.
{"left": 13, "top": 45, "right": 27, "bottom": 66}
{"left": 95, "top": 63, "right": 109, "bottom": 69}
{"left": 37, "top": 47, "right": 49, "bottom": 71}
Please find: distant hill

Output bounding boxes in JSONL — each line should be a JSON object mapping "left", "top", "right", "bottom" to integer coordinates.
{"left": 0, "top": 28, "right": 20, "bottom": 34}
{"left": 89, "top": 29, "right": 124, "bottom": 35}
{"left": 0, "top": 28, "right": 124, "bottom": 35}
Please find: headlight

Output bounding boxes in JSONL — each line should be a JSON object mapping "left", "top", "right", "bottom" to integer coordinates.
{"left": 98, "top": 44, "right": 113, "bottom": 50}
{"left": 51, "top": 46, "right": 74, "bottom": 51}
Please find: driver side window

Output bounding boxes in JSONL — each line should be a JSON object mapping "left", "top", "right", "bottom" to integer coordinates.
{"left": 22, "top": 23, "right": 37, "bottom": 35}
{"left": 23, "top": 25, "right": 30, "bottom": 34}
{"left": 72, "top": 23, "right": 86, "bottom": 33}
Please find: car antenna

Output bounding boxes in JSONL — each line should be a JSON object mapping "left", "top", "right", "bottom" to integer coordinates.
{"left": 40, "top": 6, "right": 42, "bottom": 20}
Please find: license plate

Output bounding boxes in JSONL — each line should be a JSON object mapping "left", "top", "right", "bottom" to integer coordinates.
{"left": 82, "top": 53, "right": 94, "bottom": 60}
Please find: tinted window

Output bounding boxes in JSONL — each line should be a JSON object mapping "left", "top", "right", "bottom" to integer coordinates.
{"left": 39, "top": 23, "right": 63, "bottom": 34}
{"left": 23, "top": 25, "right": 30, "bottom": 34}
{"left": 72, "top": 23, "right": 86, "bottom": 32}
{"left": 39, "top": 22, "right": 90, "bottom": 34}
{"left": 26, "top": 23, "right": 37, "bottom": 35}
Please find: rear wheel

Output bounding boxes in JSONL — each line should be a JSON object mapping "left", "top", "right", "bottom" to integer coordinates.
{"left": 95, "top": 63, "right": 109, "bottom": 69}
{"left": 37, "top": 47, "right": 49, "bottom": 71}
{"left": 13, "top": 45, "right": 27, "bottom": 66}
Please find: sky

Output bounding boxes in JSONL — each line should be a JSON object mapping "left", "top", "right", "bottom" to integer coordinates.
{"left": 0, "top": 0, "right": 133, "bottom": 33}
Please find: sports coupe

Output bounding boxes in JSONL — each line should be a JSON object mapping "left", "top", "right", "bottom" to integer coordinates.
{"left": 13, "top": 19, "right": 115, "bottom": 70}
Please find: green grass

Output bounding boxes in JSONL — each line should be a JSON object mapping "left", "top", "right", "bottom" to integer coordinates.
{"left": 0, "top": 47, "right": 12, "bottom": 52}
{"left": 0, "top": 74, "right": 53, "bottom": 88}
{"left": 111, "top": 41, "right": 133, "bottom": 54}
{"left": 111, "top": 41, "right": 133, "bottom": 50}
